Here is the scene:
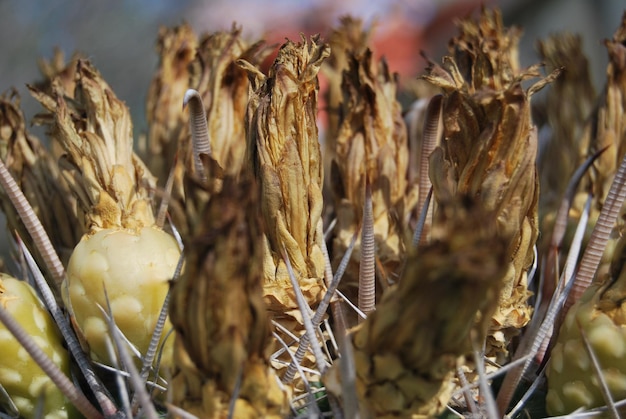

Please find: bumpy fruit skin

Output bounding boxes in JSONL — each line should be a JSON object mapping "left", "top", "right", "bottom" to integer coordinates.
{"left": 0, "top": 274, "right": 70, "bottom": 419}
{"left": 63, "top": 226, "right": 180, "bottom": 369}
{"left": 547, "top": 281, "right": 626, "bottom": 415}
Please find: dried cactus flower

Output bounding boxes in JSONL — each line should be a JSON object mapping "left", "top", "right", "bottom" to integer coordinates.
{"left": 170, "top": 171, "right": 288, "bottom": 418}
{"left": 37, "top": 49, "right": 82, "bottom": 96}
{"left": 144, "top": 24, "right": 198, "bottom": 183}
{"left": 584, "top": 13, "right": 626, "bottom": 210}
{"left": 192, "top": 26, "right": 271, "bottom": 175}
{"left": 423, "top": 8, "right": 555, "bottom": 360}
{"left": 327, "top": 196, "right": 508, "bottom": 418}
{"left": 546, "top": 13, "right": 626, "bottom": 416}
{"left": 30, "top": 60, "right": 180, "bottom": 369}
{"left": 323, "top": 16, "right": 371, "bottom": 171}
{"left": 536, "top": 33, "right": 596, "bottom": 215}
{"left": 145, "top": 25, "right": 269, "bottom": 237}
{"left": 329, "top": 48, "right": 409, "bottom": 313}
{"left": 569, "top": 12, "right": 626, "bottom": 279}
{"left": 546, "top": 233, "right": 626, "bottom": 415}
{"left": 0, "top": 90, "right": 81, "bottom": 268}
{"left": 241, "top": 35, "right": 329, "bottom": 335}
{"left": 0, "top": 273, "right": 71, "bottom": 419}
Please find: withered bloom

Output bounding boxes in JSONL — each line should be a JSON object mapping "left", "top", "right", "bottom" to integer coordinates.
{"left": 323, "top": 16, "right": 371, "bottom": 170}
{"left": 571, "top": 12, "right": 626, "bottom": 279}
{"left": 170, "top": 173, "right": 288, "bottom": 418}
{"left": 145, "top": 25, "right": 269, "bottom": 237}
{"left": 241, "top": 36, "right": 329, "bottom": 332}
{"left": 423, "top": 8, "right": 557, "bottom": 359}
{"left": 192, "top": 26, "right": 271, "bottom": 176}
{"left": 32, "top": 48, "right": 82, "bottom": 99}
{"left": 0, "top": 90, "right": 81, "bottom": 267}
{"left": 547, "top": 13, "right": 626, "bottom": 416}
{"left": 584, "top": 13, "right": 626, "bottom": 209}
{"left": 144, "top": 24, "right": 198, "bottom": 182}
{"left": 536, "top": 33, "right": 596, "bottom": 215}
{"left": 330, "top": 48, "right": 409, "bottom": 315}
{"left": 30, "top": 60, "right": 179, "bottom": 370}
{"left": 327, "top": 196, "right": 508, "bottom": 418}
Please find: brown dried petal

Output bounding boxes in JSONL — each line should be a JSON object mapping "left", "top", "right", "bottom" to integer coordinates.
{"left": 170, "top": 174, "right": 288, "bottom": 418}
{"left": 0, "top": 90, "right": 82, "bottom": 265}
{"left": 425, "top": 8, "right": 542, "bottom": 359}
{"left": 345, "top": 197, "right": 508, "bottom": 418}
{"left": 244, "top": 35, "right": 329, "bottom": 323}
{"left": 144, "top": 24, "right": 198, "bottom": 182}
{"left": 30, "top": 60, "right": 156, "bottom": 231}
{"left": 330, "top": 49, "right": 409, "bottom": 312}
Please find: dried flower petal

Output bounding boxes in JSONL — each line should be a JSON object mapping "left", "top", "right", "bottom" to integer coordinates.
{"left": 328, "top": 196, "right": 508, "bottom": 418}
{"left": 243, "top": 35, "right": 329, "bottom": 330}
{"left": 170, "top": 174, "right": 288, "bottom": 418}
{"left": 425, "top": 8, "right": 549, "bottom": 360}
{"left": 0, "top": 90, "right": 81, "bottom": 266}
{"left": 329, "top": 48, "right": 409, "bottom": 319}
{"left": 144, "top": 24, "right": 198, "bottom": 183}
{"left": 536, "top": 33, "right": 596, "bottom": 214}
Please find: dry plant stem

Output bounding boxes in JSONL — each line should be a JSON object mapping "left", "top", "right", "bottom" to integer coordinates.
{"left": 423, "top": 8, "right": 556, "bottom": 362}
{"left": 183, "top": 89, "right": 211, "bottom": 180}
{"left": 0, "top": 160, "right": 64, "bottom": 289}
{"left": 417, "top": 94, "right": 443, "bottom": 245}
{"left": 170, "top": 172, "right": 287, "bottom": 418}
{"left": 358, "top": 183, "right": 375, "bottom": 319}
{"left": 329, "top": 46, "right": 409, "bottom": 314}
{"left": 345, "top": 197, "right": 509, "bottom": 417}
{"left": 0, "top": 304, "right": 103, "bottom": 419}
{"left": 144, "top": 24, "right": 198, "bottom": 181}
{"left": 537, "top": 33, "right": 596, "bottom": 215}
{"left": 31, "top": 59, "right": 180, "bottom": 371}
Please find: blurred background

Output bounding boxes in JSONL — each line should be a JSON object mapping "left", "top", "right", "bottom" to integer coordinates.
{"left": 1, "top": 0, "right": 623, "bottom": 135}
{"left": 0, "top": 0, "right": 624, "bottom": 257}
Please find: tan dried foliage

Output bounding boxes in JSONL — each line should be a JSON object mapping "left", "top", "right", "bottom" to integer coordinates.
{"left": 0, "top": 90, "right": 81, "bottom": 265}
{"left": 342, "top": 196, "right": 508, "bottom": 418}
{"left": 329, "top": 48, "right": 409, "bottom": 310}
{"left": 536, "top": 33, "right": 596, "bottom": 214}
{"left": 30, "top": 60, "right": 157, "bottom": 232}
{"left": 584, "top": 13, "right": 626, "bottom": 209}
{"left": 144, "top": 24, "right": 198, "bottom": 182}
{"left": 571, "top": 13, "right": 626, "bottom": 277}
{"left": 323, "top": 16, "right": 372, "bottom": 167}
{"left": 192, "top": 26, "right": 271, "bottom": 176}
{"left": 424, "top": 8, "right": 556, "bottom": 359}
{"left": 145, "top": 25, "right": 270, "bottom": 238}
{"left": 242, "top": 35, "right": 329, "bottom": 330}
{"left": 170, "top": 173, "right": 288, "bottom": 418}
